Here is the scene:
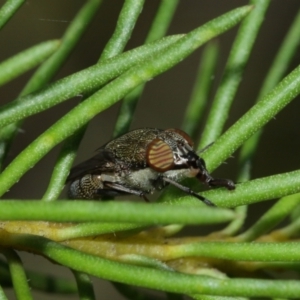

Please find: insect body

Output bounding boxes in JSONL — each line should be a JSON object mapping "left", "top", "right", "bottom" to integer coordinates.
{"left": 67, "top": 128, "right": 235, "bottom": 206}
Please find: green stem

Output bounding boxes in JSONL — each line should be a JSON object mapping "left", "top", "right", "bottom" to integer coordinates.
{"left": 200, "top": 0, "right": 270, "bottom": 148}
{"left": 72, "top": 271, "right": 95, "bottom": 300}
{"left": 169, "top": 241, "right": 300, "bottom": 262}
{"left": 0, "top": 201, "right": 235, "bottom": 224}
{"left": 0, "top": 0, "right": 102, "bottom": 172}
{"left": 113, "top": 282, "right": 159, "bottom": 300}
{"left": 182, "top": 41, "right": 219, "bottom": 140}
{"left": 43, "top": 0, "right": 143, "bottom": 201}
{"left": 193, "top": 296, "right": 247, "bottom": 300}
{"left": 21, "top": 0, "right": 103, "bottom": 95}
{"left": 145, "top": 0, "right": 179, "bottom": 43}
{"left": 238, "top": 8, "right": 300, "bottom": 182}
{"left": 0, "top": 40, "right": 60, "bottom": 87}
{"left": 113, "top": 0, "right": 179, "bottom": 137}
{"left": 8, "top": 235, "right": 300, "bottom": 298}
{"left": 99, "top": 0, "right": 145, "bottom": 61}
{"left": 202, "top": 63, "right": 300, "bottom": 173}
{"left": 210, "top": 9, "right": 300, "bottom": 235}
{"left": 0, "top": 248, "right": 32, "bottom": 300}
{"left": 0, "top": 6, "right": 252, "bottom": 197}
{"left": 0, "top": 258, "right": 76, "bottom": 293}
{"left": 237, "top": 194, "right": 300, "bottom": 241}
{"left": 56, "top": 222, "right": 142, "bottom": 241}
{"left": 185, "top": 169, "right": 300, "bottom": 208}
{"left": 275, "top": 215, "right": 300, "bottom": 238}
{"left": 0, "top": 36, "right": 182, "bottom": 129}
{"left": 0, "top": 0, "right": 25, "bottom": 29}
{"left": 0, "top": 286, "right": 8, "bottom": 300}
{"left": 217, "top": 205, "right": 247, "bottom": 236}
{"left": 42, "top": 126, "right": 86, "bottom": 201}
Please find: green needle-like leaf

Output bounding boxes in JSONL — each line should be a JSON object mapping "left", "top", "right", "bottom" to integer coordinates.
{"left": 113, "top": 0, "right": 179, "bottom": 137}
{"left": 238, "top": 8, "right": 300, "bottom": 182}
{"left": 0, "top": 40, "right": 60, "bottom": 87}
{"left": 0, "top": 36, "right": 182, "bottom": 129}
{"left": 200, "top": 0, "right": 270, "bottom": 148}
{"left": 182, "top": 41, "right": 219, "bottom": 139}
{"left": 72, "top": 271, "right": 95, "bottom": 300}
{"left": 7, "top": 235, "right": 300, "bottom": 298}
{"left": 43, "top": 0, "right": 143, "bottom": 202}
{"left": 99, "top": 0, "right": 145, "bottom": 61}
{"left": 0, "top": 249, "right": 32, "bottom": 300}
{"left": 237, "top": 194, "right": 300, "bottom": 241}
{"left": 21, "top": 0, "right": 103, "bottom": 95}
{"left": 0, "top": 6, "right": 252, "bottom": 197}
{"left": 0, "top": 0, "right": 25, "bottom": 29}
{"left": 1, "top": 2, "right": 299, "bottom": 299}
{"left": 203, "top": 64, "right": 300, "bottom": 173}
{"left": 0, "top": 201, "right": 235, "bottom": 224}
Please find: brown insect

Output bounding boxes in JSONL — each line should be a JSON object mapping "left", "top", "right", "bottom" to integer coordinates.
{"left": 67, "top": 128, "right": 235, "bottom": 206}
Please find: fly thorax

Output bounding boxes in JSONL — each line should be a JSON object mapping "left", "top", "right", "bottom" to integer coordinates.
{"left": 122, "top": 168, "right": 159, "bottom": 193}
{"left": 163, "top": 168, "right": 194, "bottom": 182}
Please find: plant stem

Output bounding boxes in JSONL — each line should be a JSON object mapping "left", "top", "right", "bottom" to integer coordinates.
{"left": 199, "top": 0, "right": 270, "bottom": 149}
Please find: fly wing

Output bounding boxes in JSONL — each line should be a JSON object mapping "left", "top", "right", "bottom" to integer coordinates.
{"left": 66, "top": 148, "right": 116, "bottom": 182}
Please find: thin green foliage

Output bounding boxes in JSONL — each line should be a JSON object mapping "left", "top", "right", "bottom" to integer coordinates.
{"left": 0, "top": 200, "right": 236, "bottom": 224}
{"left": 236, "top": 194, "right": 300, "bottom": 241}
{"left": 21, "top": 0, "right": 103, "bottom": 95}
{"left": 0, "top": 249, "right": 32, "bottom": 300}
{"left": 99, "top": 0, "right": 145, "bottom": 61}
{"left": 0, "top": 0, "right": 25, "bottom": 29}
{"left": 0, "top": 36, "right": 182, "bottom": 128}
{"left": 0, "top": 0, "right": 103, "bottom": 173}
{"left": 0, "top": 6, "right": 252, "bottom": 198}
{"left": 182, "top": 41, "right": 219, "bottom": 139}
{"left": 238, "top": 7, "right": 300, "bottom": 182}
{"left": 0, "top": 1, "right": 300, "bottom": 299}
{"left": 113, "top": 282, "right": 162, "bottom": 300}
{"left": 0, "top": 287, "right": 7, "bottom": 300}
{"left": 41, "top": 125, "right": 86, "bottom": 201}
{"left": 43, "top": 0, "right": 145, "bottom": 202}
{"left": 113, "top": 0, "right": 179, "bottom": 137}
{"left": 199, "top": 0, "right": 271, "bottom": 149}
{"left": 0, "top": 258, "right": 76, "bottom": 293}
{"left": 202, "top": 63, "right": 300, "bottom": 173}
{"left": 72, "top": 271, "right": 95, "bottom": 300}
{"left": 5, "top": 234, "right": 300, "bottom": 299}
{"left": 0, "top": 40, "right": 60, "bottom": 88}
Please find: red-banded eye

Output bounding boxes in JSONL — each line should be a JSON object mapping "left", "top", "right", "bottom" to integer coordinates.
{"left": 146, "top": 138, "right": 174, "bottom": 172}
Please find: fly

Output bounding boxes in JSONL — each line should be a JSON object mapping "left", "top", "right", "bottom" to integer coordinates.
{"left": 67, "top": 128, "right": 235, "bottom": 206}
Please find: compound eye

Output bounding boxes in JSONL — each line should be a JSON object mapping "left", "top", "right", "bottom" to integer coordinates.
{"left": 165, "top": 128, "right": 194, "bottom": 147}
{"left": 146, "top": 138, "right": 174, "bottom": 172}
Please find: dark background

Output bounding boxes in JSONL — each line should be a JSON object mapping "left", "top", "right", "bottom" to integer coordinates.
{"left": 1, "top": 0, "right": 300, "bottom": 299}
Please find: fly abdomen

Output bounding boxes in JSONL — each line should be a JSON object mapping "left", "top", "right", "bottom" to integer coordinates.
{"left": 69, "top": 174, "right": 103, "bottom": 199}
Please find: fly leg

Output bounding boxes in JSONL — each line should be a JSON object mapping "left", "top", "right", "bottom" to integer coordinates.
{"left": 162, "top": 177, "right": 215, "bottom": 207}
{"left": 104, "top": 182, "right": 150, "bottom": 202}
{"left": 197, "top": 171, "right": 235, "bottom": 190}
{"left": 207, "top": 177, "right": 235, "bottom": 190}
